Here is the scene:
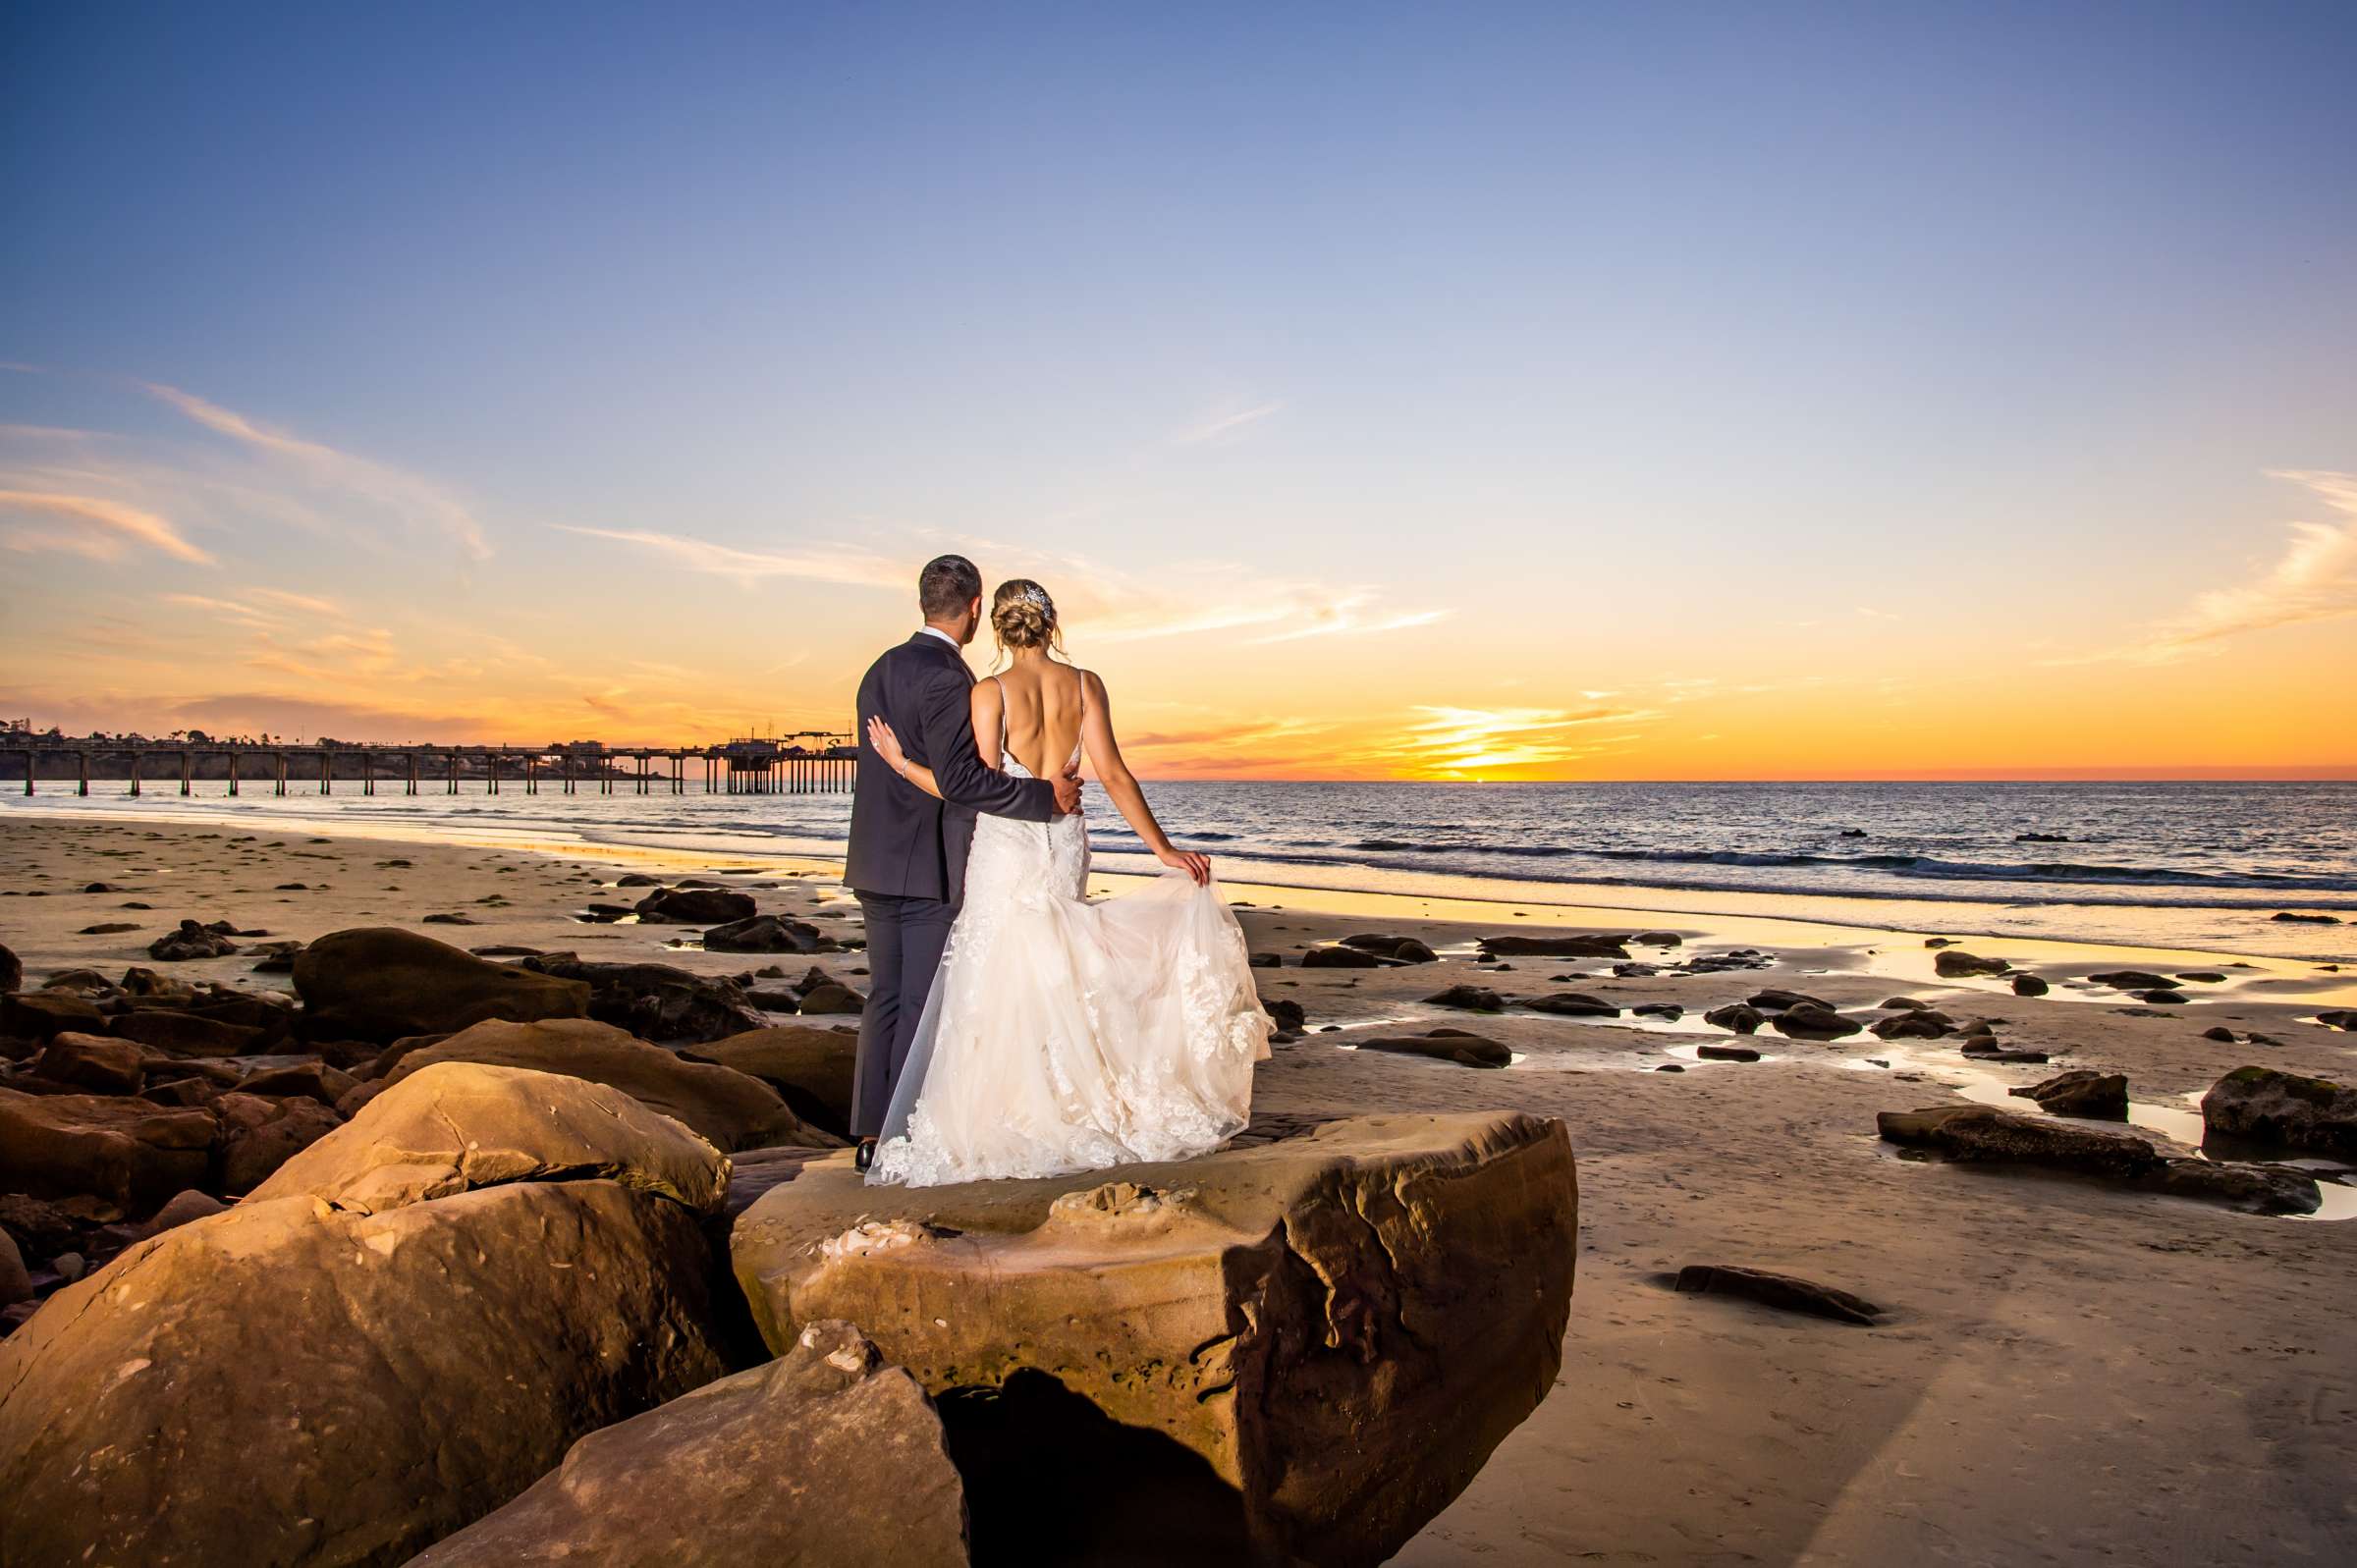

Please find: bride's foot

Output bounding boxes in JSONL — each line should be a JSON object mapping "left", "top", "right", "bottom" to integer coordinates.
{"left": 854, "top": 1138, "right": 876, "bottom": 1173}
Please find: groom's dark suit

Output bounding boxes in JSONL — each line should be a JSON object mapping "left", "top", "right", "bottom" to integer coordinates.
{"left": 846, "top": 630, "right": 1059, "bottom": 1137}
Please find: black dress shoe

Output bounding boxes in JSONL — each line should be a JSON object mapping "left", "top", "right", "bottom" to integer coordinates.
{"left": 854, "top": 1138, "right": 876, "bottom": 1173}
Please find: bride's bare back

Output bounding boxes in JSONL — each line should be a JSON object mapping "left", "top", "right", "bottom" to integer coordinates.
{"left": 976, "top": 659, "right": 1088, "bottom": 778}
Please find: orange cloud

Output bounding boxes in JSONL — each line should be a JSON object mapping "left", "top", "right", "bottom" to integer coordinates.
{"left": 0, "top": 489, "right": 214, "bottom": 564}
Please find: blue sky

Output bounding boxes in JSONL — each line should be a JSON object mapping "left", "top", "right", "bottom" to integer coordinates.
{"left": 3, "top": 3, "right": 2352, "bottom": 774}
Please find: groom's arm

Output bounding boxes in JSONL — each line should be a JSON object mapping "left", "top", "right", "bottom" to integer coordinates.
{"left": 913, "top": 665, "right": 1059, "bottom": 822}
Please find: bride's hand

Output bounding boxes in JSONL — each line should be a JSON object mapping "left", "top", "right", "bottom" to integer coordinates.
{"left": 1158, "top": 845, "right": 1212, "bottom": 886}
{"left": 866, "top": 716, "right": 908, "bottom": 775}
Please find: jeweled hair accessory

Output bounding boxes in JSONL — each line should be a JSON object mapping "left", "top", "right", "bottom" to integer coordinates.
{"left": 1022, "top": 584, "right": 1053, "bottom": 612}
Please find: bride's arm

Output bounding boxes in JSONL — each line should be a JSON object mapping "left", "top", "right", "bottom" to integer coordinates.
{"left": 863, "top": 682, "right": 1001, "bottom": 803}
{"left": 1079, "top": 671, "right": 1211, "bottom": 886}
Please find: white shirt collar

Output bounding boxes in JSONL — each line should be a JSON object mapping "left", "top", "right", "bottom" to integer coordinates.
{"left": 917, "top": 626, "right": 961, "bottom": 648}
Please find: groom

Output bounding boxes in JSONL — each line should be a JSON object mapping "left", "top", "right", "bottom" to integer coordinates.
{"left": 844, "top": 555, "right": 1080, "bottom": 1169}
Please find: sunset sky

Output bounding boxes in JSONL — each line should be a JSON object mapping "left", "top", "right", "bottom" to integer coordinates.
{"left": 3, "top": 4, "right": 2352, "bottom": 781}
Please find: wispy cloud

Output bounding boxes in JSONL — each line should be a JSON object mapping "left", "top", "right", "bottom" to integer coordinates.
{"left": 140, "top": 379, "right": 493, "bottom": 561}
{"left": 1171, "top": 401, "right": 1284, "bottom": 447}
{"left": 0, "top": 489, "right": 215, "bottom": 564}
{"left": 2057, "top": 470, "right": 2357, "bottom": 665}
{"left": 550, "top": 525, "right": 908, "bottom": 590}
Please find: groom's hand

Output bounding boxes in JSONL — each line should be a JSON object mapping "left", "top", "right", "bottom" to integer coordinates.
{"left": 1053, "top": 764, "right": 1083, "bottom": 815}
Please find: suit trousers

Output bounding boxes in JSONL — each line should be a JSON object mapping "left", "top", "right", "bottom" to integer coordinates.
{"left": 850, "top": 891, "right": 958, "bottom": 1138}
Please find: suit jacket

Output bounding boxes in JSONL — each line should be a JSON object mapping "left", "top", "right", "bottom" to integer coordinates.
{"left": 845, "top": 631, "right": 1060, "bottom": 901}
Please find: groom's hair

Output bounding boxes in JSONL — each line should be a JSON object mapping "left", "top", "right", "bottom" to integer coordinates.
{"left": 918, "top": 555, "right": 983, "bottom": 621}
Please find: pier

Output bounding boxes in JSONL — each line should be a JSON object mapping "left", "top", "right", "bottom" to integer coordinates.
{"left": 6, "top": 733, "right": 857, "bottom": 798}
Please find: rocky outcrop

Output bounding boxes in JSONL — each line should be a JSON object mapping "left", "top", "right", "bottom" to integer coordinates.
{"left": 702, "top": 913, "right": 835, "bottom": 954}
{"left": 0, "top": 1179, "right": 727, "bottom": 1567}
{"left": 379, "top": 1017, "right": 835, "bottom": 1151}
{"left": 1878, "top": 1104, "right": 2319, "bottom": 1215}
{"left": 35, "top": 1031, "right": 144, "bottom": 1094}
{"left": 632, "top": 887, "right": 756, "bottom": 925}
{"left": 2009, "top": 1069, "right": 2128, "bottom": 1120}
{"left": 515, "top": 956, "right": 768, "bottom": 1044}
{"left": 211, "top": 1090, "right": 343, "bottom": 1195}
{"left": 408, "top": 1320, "right": 967, "bottom": 1567}
{"left": 733, "top": 1112, "right": 1576, "bottom": 1568}
{"left": 1704, "top": 1003, "right": 1764, "bottom": 1034}
{"left": 1422, "top": 985, "right": 1507, "bottom": 1011}
{"left": 252, "top": 1060, "right": 728, "bottom": 1215}
{"left": 2200, "top": 1067, "right": 2357, "bottom": 1157}
{"left": 1770, "top": 1002, "right": 1861, "bottom": 1040}
{"left": 1358, "top": 1030, "right": 1511, "bottom": 1067}
{"left": 146, "top": 918, "right": 240, "bottom": 961}
{"left": 1932, "top": 950, "right": 2009, "bottom": 978}
{"left": 294, "top": 927, "right": 591, "bottom": 1045}
{"left": 0, "top": 1087, "right": 214, "bottom": 1208}
{"left": 681, "top": 1024, "right": 858, "bottom": 1138}
{"left": 1476, "top": 933, "right": 1631, "bottom": 959}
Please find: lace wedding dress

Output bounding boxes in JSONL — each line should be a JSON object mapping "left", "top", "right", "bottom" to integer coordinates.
{"left": 868, "top": 678, "right": 1272, "bottom": 1187}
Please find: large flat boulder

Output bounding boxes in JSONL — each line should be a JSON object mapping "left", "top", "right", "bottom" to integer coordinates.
{"left": 252, "top": 1060, "right": 728, "bottom": 1215}
{"left": 516, "top": 956, "right": 769, "bottom": 1044}
{"left": 381, "top": 1017, "right": 837, "bottom": 1153}
{"left": 408, "top": 1320, "right": 966, "bottom": 1567}
{"left": 732, "top": 1112, "right": 1575, "bottom": 1567}
{"left": 295, "top": 928, "right": 590, "bottom": 1045}
{"left": 0, "top": 1087, "right": 215, "bottom": 1209}
{"left": 2201, "top": 1066, "right": 2357, "bottom": 1157}
{"left": 1878, "top": 1104, "right": 2157, "bottom": 1178}
{"left": 0, "top": 1180, "right": 726, "bottom": 1567}
{"left": 682, "top": 1023, "right": 858, "bottom": 1138}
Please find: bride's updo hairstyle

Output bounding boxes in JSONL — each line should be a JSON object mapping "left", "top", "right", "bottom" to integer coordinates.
{"left": 991, "top": 578, "right": 1062, "bottom": 653}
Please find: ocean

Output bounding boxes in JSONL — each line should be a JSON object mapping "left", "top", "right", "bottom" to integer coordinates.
{"left": 10, "top": 779, "right": 2352, "bottom": 960}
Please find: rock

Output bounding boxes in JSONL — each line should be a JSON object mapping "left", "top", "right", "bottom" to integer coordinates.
{"left": 734, "top": 1113, "right": 1574, "bottom": 1568}
{"left": 515, "top": 956, "right": 767, "bottom": 1045}
{"left": 2200, "top": 1067, "right": 2357, "bottom": 1157}
{"left": 1959, "top": 1043, "right": 2049, "bottom": 1063}
{"left": 1525, "top": 992, "right": 1618, "bottom": 1017}
{"left": 631, "top": 888, "right": 757, "bottom": 925}
{"left": 1746, "top": 989, "right": 1830, "bottom": 1011}
{"left": 703, "top": 913, "right": 831, "bottom": 953}
{"left": 105, "top": 1007, "right": 268, "bottom": 1056}
{"left": 252, "top": 1061, "right": 728, "bottom": 1215}
{"left": 1655, "top": 1063, "right": 1685, "bottom": 1072}
{"left": 2088, "top": 970, "right": 2173, "bottom": 990}
{"left": 76, "top": 921, "right": 142, "bottom": 936}
{"left": 615, "top": 872, "right": 666, "bottom": 887}
{"left": 1704, "top": 1003, "right": 1764, "bottom": 1034}
{"left": 2134, "top": 989, "right": 2189, "bottom": 1005}
{"left": 2142, "top": 1159, "right": 2321, "bottom": 1216}
{"left": 1633, "top": 931, "right": 1682, "bottom": 946}
{"left": 382, "top": 1017, "right": 833, "bottom": 1152}
{"left": 0, "top": 1088, "right": 215, "bottom": 1208}
{"left": 1923, "top": 938, "right": 1956, "bottom": 947}
{"left": 2202, "top": 1026, "right": 2238, "bottom": 1044}
{"left": 2010, "top": 973, "right": 2050, "bottom": 997}
{"left": 1877, "top": 1105, "right": 2157, "bottom": 1178}
{"left": 2271, "top": 911, "right": 2340, "bottom": 924}
{"left": 0, "top": 1229, "right": 27, "bottom": 1309}
{"left": 2015, "top": 832, "right": 2069, "bottom": 842}
{"left": 1247, "top": 952, "right": 1282, "bottom": 968}
{"left": 0, "top": 1180, "right": 726, "bottom": 1566}
{"left": 2176, "top": 972, "right": 2227, "bottom": 984}
{"left": 1880, "top": 997, "right": 1928, "bottom": 1009}
{"left": 295, "top": 928, "right": 591, "bottom": 1045}
{"left": 2315, "top": 1009, "right": 2357, "bottom": 1031}
{"left": 0, "top": 941, "right": 19, "bottom": 994}
{"left": 146, "top": 919, "right": 239, "bottom": 961}
{"left": 210, "top": 1090, "right": 343, "bottom": 1195}
{"left": 247, "top": 940, "right": 304, "bottom": 973}
{"left": 408, "top": 1320, "right": 965, "bottom": 1568}
{"left": 1696, "top": 1044, "right": 1759, "bottom": 1061}
{"left": 1476, "top": 934, "right": 1630, "bottom": 959}
{"left": 1359, "top": 1031, "right": 1511, "bottom": 1067}
{"left": 1630, "top": 1002, "right": 1683, "bottom": 1020}
{"left": 1870, "top": 1011, "right": 1949, "bottom": 1041}
{"left": 422, "top": 912, "right": 478, "bottom": 926}
{"left": 1337, "top": 934, "right": 1438, "bottom": 963}
{"left": 1422, "top": 985, "right": 1507, "bottom": 1011}
{"left": 797, "top": 981, "right": 866, "bottom": 1015}
{"left": 34, "top": 1032, "right": 145, "bottom": 1094}
{"left": 2, "top": 991, "right": 104, "bottom": 1041}
{"left": 137, "top": 1188, "right": 226, "bottom": 1237}
{"left": 1671, "top": 1264, "right": 1881, "bottom": 1325}
{"left": 682, "top": 1024, "right": 859, "bottom": 1139}
{"left": 1932, "top": 950, "right": 2008, "bottom": 978}
{"left": 1302, "top": 946, "right": 1388, "bottom": 969}
{"left": 1772, "top": 1002, "right": 1861, "bottom": 1040}
{"left": 1262, "top": 997, "right": 1306, "bottom": 1034}
{"left": 2009, "top": 1069, "right": 2128, "bottom": 1119}
{"left": 237, "top": 1059, "right": 356, "bottom": 1108}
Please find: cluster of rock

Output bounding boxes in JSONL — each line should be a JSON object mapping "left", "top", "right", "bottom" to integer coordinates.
{"left": 0, "top": 926, "right": 1580, "bottom": 1564}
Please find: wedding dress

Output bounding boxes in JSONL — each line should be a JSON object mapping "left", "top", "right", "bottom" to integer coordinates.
{"left": 868, "top": 676, "right": 1272, "bottom": 1187}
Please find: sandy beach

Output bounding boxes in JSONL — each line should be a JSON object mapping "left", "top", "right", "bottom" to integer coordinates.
{"left": 3, "top": 810, "right": 2351, "bottom": 1563}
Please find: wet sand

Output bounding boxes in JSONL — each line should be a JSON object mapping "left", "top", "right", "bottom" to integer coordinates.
{"left": 4, "top": 813, "right": 2353, "bottom": 1563}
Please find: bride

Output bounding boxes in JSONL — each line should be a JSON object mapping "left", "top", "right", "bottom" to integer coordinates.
{"left": 860, "top": 578, "right": 1272, "bottom": 1187}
